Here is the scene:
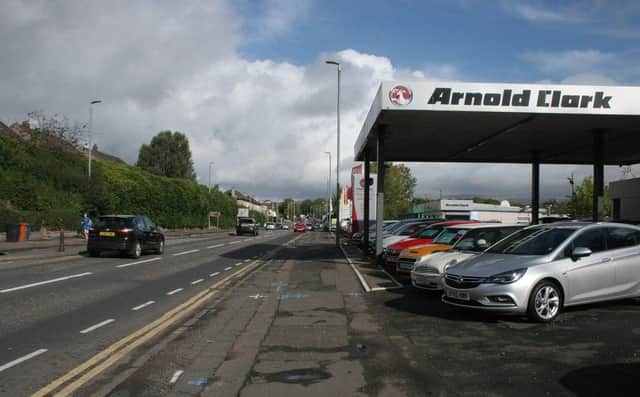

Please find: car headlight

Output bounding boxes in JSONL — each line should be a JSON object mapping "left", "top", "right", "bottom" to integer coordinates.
{"left": 484, "top": 268, "right": 527, "bottom": 284}
{"left": 442, "top": 259, "right": 457, "bottom": 273}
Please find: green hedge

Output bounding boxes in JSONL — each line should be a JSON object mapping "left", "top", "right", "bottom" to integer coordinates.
{"left": 0, "top": 135, "right": 238, "bottom": 231}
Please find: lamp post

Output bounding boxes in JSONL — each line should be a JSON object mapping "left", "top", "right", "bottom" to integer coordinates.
{"left": 324, "top": 151, "right": 332, "bottom": 228}
{"left": 208, "top": 161, "right": 214, "bottom": 190}
{"left": 88, "top": 100, "right": 102, "bottom": 179}
{"left": 325, "top": 60, "right": 341, "bottom": 246}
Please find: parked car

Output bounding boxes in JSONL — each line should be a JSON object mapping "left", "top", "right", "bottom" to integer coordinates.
{"left": 396, "top": 222, "right": 488, "bottom": 274}
{"left": 384, "top": 220, "right": 477, "bottom": 270}
{"left": 236, "top": 217, "right": 259, "bottom": 236}
{"left": 411, "top": 224, "right": 523, "bottom": 290}
{"left": 294, "top": 223, "right": 306, "bottom": 232}
{"left": 442, "top": 222, "right": 640, "bottom": 322}
{"left": 87, "top": 215, "right": 164, "bottom": 258}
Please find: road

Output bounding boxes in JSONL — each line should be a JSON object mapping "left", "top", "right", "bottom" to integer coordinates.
{"left": 0, "top": 230, "right": 293, "bottom": 396}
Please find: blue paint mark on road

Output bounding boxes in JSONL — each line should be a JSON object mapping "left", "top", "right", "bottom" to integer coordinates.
{"left": 188, "top": 378, "right": 208, "bottom": 386}
{"left": 348, "top": 292, "right": 363, "bottom": 297}
{"left": 277, "top": 293, "right": 307, "bottom": 300}
{"left": 276, "top": 281, "right": 284, "bottom": 292}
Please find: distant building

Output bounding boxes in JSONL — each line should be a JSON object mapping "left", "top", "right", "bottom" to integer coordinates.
{"left": 226, "top": 189, "right": 277, "bottom": 218}
{"left": 407, "top": 199, "right": 534, "bottom": 224}
{"left": 609, "top": 177, "right": 640, "bottom": 222}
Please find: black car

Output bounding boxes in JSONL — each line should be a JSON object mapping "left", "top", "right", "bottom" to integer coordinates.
{"left": 87, "top": 215, "right": 165, "bottom": 258}
{"left": 236, "top": 217, "right": 259, "bottom": 236}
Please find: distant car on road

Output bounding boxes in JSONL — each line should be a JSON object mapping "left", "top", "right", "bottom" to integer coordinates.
{"left": 282, "top": 223, "right": 290, "bottom": 230}
{"left": 87, "top": 215, "right": 164, "bottom": 258}
{"left": 305, "top": 224, "right": 313, "bottom": 231}
{"left": 294, "top": 223, "right": 306, "bottom": 232}
{"left": 265, "top": 222, "right": 276, "bottom": 230}
{"left": 236, "top": 217, "right": 259, "bottom": 236}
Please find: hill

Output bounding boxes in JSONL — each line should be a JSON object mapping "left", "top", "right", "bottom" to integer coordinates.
{"left": 0, "top": 132, "right": 238, "bottom": 232}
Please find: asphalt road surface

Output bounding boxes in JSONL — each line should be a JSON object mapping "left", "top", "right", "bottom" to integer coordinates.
{"left": 0, "top": 230, "right": 293, "bottom": 396}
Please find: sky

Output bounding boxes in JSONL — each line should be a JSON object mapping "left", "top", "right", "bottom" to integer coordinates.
{"left": 1, "top": 0, "right": 639, "bottom": 202}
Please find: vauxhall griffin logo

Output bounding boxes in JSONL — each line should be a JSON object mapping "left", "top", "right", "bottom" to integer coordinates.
{"left": 389, "top": 85, "right": 412, "bottom": 106}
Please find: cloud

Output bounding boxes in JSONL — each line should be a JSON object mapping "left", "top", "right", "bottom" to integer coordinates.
{"left": 504, "top": 2, "right": 589, "bottom": 23}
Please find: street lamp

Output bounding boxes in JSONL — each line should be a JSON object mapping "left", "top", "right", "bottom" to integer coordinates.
{"left": 208, "top": 161, "right": 215, "bottom": 190}
{"left": 88, "top": 100, "right": 102, "bottom": 179}
{"left": 324, "top": 151, "right": 332, "bottom": 228}
{"left": 325, "top": 60, "right": 341, "bottom": 246}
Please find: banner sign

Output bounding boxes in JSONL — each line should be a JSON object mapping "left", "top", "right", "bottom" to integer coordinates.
{"left": 351, "top": 163, "right": 377, "bottom": 234}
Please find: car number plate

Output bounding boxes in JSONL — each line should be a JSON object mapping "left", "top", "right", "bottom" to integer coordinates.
{"left": 446, "top": 289, "right": 470, "bottom": 301}
{"left": 99, "top": 231, "right": 115, "bottom": 237}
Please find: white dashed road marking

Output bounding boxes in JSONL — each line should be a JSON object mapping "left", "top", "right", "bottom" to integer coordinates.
{"left": 132, "top": 301, "right": 155, "bottom": 311}
{"left": 191, "top": 279, "right": 204, "bottom": 285}
{"left": 243, "top": 259, "right": 251, "bottom": 263}
{"left": 116, "top": 257, "right": 161, "bottom": 268}
{"left": 80, "top": 319, "right": 115, "bottom": 334}
{"left": 0, "top": 272, "right": 92, "bottom": 293}
{"left": 0, "top": 349, "right": 48, "bottom": 373}
{"left": 235, "top": 262, "right": 242, "bottom": 267}
{"left": 209, "top": 272, "right": 220, "bottom": 277}
{"left": 173, "top": 249, "right": 200, "bottom": 256}
{"left": 167, "top": 288, "right": 183, "bottom": 295}
{"left": 207, "top": 244, "right": 225, "bottom": 249}
{"left": 224, "top": 266, "right": 232, "bottom": 271}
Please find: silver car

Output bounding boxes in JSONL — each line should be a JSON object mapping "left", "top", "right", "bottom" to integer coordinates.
{"left": 442, "top": 222, "right": 640, "bottom": 322}
{"left": 411, "top": 224, "right": 522, "bottom": 290}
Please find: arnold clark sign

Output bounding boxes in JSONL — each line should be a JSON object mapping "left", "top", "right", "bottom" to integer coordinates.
{"left": 382, "top": 81, "right": 640, "bottom": 115}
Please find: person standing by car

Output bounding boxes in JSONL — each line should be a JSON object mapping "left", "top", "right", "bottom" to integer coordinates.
{"left": 81, "top": 212, "right": 92, "bottom": 240}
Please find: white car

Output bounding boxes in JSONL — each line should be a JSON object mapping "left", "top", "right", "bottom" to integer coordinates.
{"left": 411, "top": 224, "right": 523, "bottom": 290}
{"left": 265, "top": 222, "right": 276, "bottom": 230}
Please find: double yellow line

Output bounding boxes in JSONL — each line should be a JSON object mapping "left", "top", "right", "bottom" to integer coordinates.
{"left": 34, "top": 259, "right": 265, "bottom": 397}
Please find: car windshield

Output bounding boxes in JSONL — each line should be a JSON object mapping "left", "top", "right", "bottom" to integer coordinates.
{"left": 433, "top": 228, "right": 468, "bottom": 245}
{"left": 96, "top": 217, "right": 133, "bottom": 229}
{"left": 453, "top": 227, "right": 518, "bottom": 252}
{"left": 239, "top": 218, "right": 254, "bottom": 224}
{"left": 413, "top": 226, "right": 442, "bottom": 238}
{"left": 487, "top": 227, "right": 576, "bottom": 255}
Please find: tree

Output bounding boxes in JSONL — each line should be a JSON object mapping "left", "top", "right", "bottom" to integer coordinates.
{"left": 574, "top": 176, "right": 611, "bottom": 219}
{"left": 371, "top": 162, "right": 416, "bottom": 219}
{"left": 137, "top": 131, "right": 196, "bottom": 180}
{"left": 472, "top": 197, "right": 501, "bottom": 205}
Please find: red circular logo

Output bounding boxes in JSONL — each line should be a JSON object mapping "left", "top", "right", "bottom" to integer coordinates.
{"left": 359, "top": 178, "right": 366, "bottom": 188}
{"left": 389, "top": 85, "right": 412, "bottom": 106}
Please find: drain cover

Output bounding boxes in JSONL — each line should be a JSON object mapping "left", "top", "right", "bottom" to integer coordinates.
{"left": 265, "top": 368, "right": 331, "bottom": 384}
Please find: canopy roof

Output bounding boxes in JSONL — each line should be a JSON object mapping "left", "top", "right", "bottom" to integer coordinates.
{"left": 355, "top": 81, "right": 640, "bottom": 165}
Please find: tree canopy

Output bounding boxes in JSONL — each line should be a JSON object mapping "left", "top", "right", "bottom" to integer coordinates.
{"left": 370, "top": 162, "right": 416, "bottom": 219}
{"left": 137, "top": 131, "right": 196, "bottom": 180}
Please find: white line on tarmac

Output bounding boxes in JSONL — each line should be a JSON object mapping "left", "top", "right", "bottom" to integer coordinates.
{"left": 131, "top": 301, "right": 155, "bottom": 311}
{"left": 80, "top": 319, "right": 115, "bottom": 334}
{"left": 172, "top": 249, "right": 200, "bottom": 256}
{"left": 169, "top": 369, "right": 184, "bottom": 384}
{"left": 116, "top": 257, "right": 161, "bottom": 268}
{"left": 224, "top": 266, "right": 232, "bottom": 271}
{"left": 191, "top": 279, "right": 204, "bottom": 285}
{"left": 243, "top": 238, "right": 252, "bottom": 242}
{"left": 207, "top": 244, "right": 225, "bottom": 249}
{"left": 234, "top": 262, "right": 242, "bottom": 267}
{"left": 0, "top": 349, "right": 48, "bottom": 373}
{"left": 0, "top": 272, "right": 93, "bottom": 293}
{"left": 209, "top": 272, "right": 220, "bottom": 277}
{"left": 167, "top": 288, "right": 183, "bottom": 295}
{"left": 243, "top": 259, "right": 251, "bottom": 263}
{"left": 228, "top": 241, "right": 241, "bottom": 245}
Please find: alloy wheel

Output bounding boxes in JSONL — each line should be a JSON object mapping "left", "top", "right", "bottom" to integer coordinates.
{"left": 534, "top": 285, "right": 560, "bottom": 320}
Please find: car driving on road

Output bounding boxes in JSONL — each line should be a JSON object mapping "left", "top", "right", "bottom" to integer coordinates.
{"left": 442, "top": 222, "right": 640, "bottom": 322}
{"left": 87, "top": 215, "right": 165, "bottom": 258}
{"left": 236, "top": 217, "right": 259, "bottom": 236}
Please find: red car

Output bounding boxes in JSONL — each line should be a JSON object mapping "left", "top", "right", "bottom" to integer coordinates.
{"left": 293, "top": 223, "right": 306, "bottom": 232}
{"left": 383, "top": 220, "right": 478, "bottom": 270}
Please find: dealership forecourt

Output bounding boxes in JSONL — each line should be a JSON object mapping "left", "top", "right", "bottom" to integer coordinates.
{"left": 355, "top": 81, "right": 640, "bottom": 258}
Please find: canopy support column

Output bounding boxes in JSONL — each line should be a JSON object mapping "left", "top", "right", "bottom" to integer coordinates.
{"left": 363, "top": 151, "right": 370, "bottom": 253}
{"left": 376, "top": 126, "right": 386, "bottom": 264}
{"left": 531, "top": 152, "right": 540, "bottom": 225}
{"left": 593, "top": 130, "right": 605, "bottom": 221}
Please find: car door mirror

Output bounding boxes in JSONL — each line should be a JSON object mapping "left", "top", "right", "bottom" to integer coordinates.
{"left": 571, "top": 247, "right": 592, "bottom": 261}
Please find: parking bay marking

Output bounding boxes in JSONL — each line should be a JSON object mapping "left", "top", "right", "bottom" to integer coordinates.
{"left": 167, "top": 288, "right": 184, "bottom": 296}
{"left": 0, "top": 272, "right": 93, "bottom": 293}
{"left": 116, "top": 257, "right": 161, "bottom": 268}
{"left": 132, "top": 301, "right": 155, "bottom": 311}
{"left": 0, "top": 349, "right": 48, "bottom": 373}
{"left": 80, "top": 319, "right": 115, "bottom": 334}
{"left": 173, "top": 249, "right": 200, "bottom": 257}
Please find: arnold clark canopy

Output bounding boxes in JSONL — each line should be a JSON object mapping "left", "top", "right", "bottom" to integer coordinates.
{"left": 354, "top": 81, "right": 640, "bottom": 258}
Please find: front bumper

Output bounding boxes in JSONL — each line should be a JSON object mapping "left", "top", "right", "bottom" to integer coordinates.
{"left": 440, "top": 280, "right": 529, "bottom": 314}
{"left": 411, "top": 271, "right": 443, "bottom": 290}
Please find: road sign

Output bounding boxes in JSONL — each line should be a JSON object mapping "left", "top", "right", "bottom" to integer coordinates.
{"left": 238, "top": 208, "right": 249, "bottom": 217}
{"left": 209, "top": 211, "right": 220, "bottom": 217}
